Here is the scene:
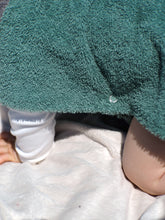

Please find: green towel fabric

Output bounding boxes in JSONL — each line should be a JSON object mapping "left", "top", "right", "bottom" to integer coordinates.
{"left": 0, "top": 0, "right": 164, "bottom": 140}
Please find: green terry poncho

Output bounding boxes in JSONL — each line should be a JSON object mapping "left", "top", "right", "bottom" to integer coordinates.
{"left": 0, "top": 0, "right": 165, "bottom": 140}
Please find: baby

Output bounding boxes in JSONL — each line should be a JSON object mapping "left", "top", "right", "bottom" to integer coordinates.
{"left": 0, "top": 0, "right": 164, "bottom": 197}
{"left": 0, "top": 105, "right": 165, "bottom": 196}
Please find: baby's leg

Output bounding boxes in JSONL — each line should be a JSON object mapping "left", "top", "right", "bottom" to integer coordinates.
{"left": 8, "top": 109, "right": 56, "bottom": 164}
{"left": 122, "top": 118, "right": 165, "bottom": 195}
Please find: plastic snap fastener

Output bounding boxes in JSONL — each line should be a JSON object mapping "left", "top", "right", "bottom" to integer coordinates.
{"left": 109, "top": 95, "right": 118, "bottom": 103}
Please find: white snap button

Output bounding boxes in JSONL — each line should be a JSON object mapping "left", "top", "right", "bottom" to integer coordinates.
{"left": 109, "top": 95, "right": 118, "bottom": 103}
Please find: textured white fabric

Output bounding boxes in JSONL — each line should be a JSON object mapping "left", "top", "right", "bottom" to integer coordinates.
{"left": 0, "top": 120, "right": 164, "bottom": 220}
{"left": 8, "top": 109, "right": 56, "bottom": 163}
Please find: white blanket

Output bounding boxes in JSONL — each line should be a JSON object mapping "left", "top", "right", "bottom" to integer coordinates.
{"left": 0, "top": 120, "right": 164, "bottom": 220}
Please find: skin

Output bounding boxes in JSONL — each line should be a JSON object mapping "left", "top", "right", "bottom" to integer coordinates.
{"left": 122, "top": 117, "right": 165, "bottom": 195}
{"left": 0, "top": 132, "right": 20, "bottom": 164}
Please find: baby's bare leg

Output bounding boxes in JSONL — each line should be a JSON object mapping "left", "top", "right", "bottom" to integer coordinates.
{"left": 122, "top": 118, "right": 165, "bottom": 195}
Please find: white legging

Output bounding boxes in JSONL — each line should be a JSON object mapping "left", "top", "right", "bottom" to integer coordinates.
{"left": 0, "top": 105, "right": 56, "bottom": 163}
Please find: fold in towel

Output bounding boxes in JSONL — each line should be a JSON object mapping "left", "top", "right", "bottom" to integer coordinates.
{"left": 0, "top": 0, "right": 164, "bottom": 140}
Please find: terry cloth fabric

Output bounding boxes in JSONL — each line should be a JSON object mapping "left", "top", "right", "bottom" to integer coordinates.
{"left": 0, "top": 0, "right": 164, "bottom": 140}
